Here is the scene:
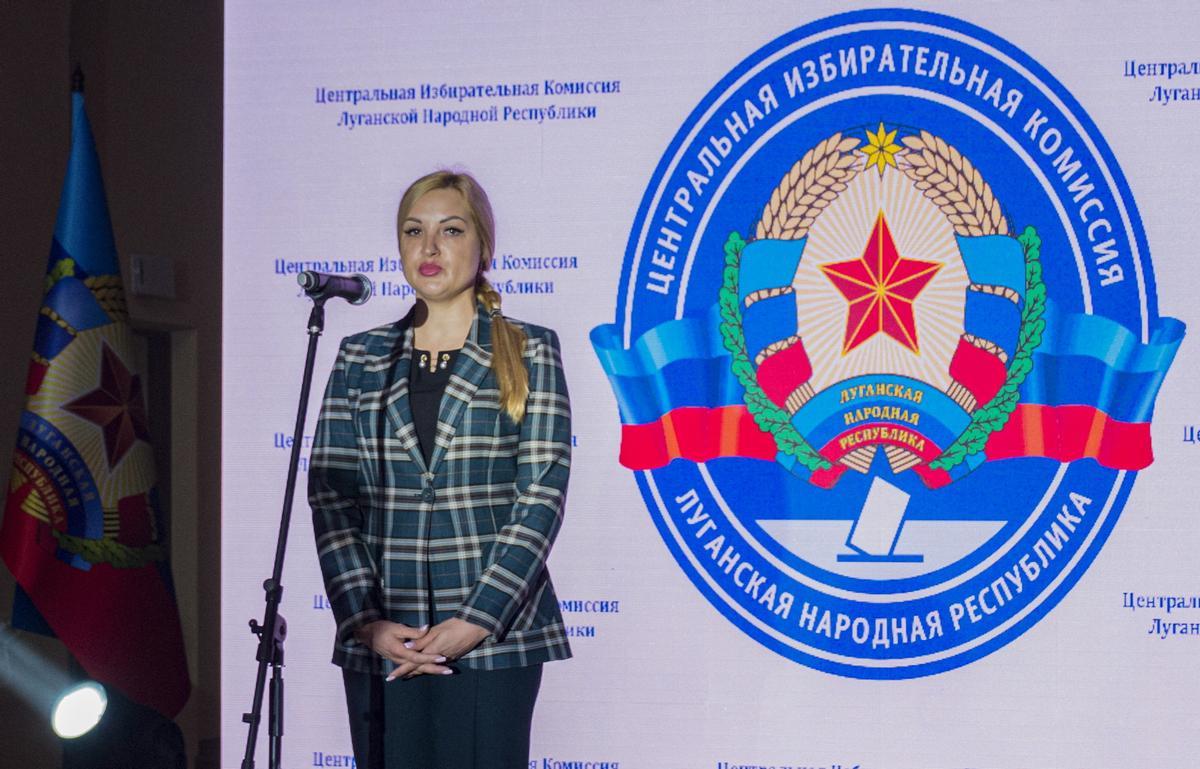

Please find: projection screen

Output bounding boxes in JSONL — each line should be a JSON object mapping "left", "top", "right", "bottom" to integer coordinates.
{"left": 223, "top": 3, "right": 1199, "bottom": 767}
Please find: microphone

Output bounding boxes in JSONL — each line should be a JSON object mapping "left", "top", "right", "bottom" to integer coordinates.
{"left": 296, "top": 271, "right": 372, "bottom": 305}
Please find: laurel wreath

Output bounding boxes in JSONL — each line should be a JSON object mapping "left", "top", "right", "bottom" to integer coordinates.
{"left": 927, "top": 225, "right": 1045, "bottom": 470}
{"left": 716, "top": 131, "right": 865, "bottom": 470}
{"left": 718, "top": 231, "right": 831, "bottom": 471}
{"left": 51, "top": 528, "right": 165, "bottom": 569}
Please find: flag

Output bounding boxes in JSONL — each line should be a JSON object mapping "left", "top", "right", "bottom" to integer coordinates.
{"left": 0, "top": 88, "right": 191, "bottom": 718}
{"left": 591, "top": 296, "right": 1184, "bottom": 483}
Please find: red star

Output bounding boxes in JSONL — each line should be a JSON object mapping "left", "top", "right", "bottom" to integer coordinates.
{"left": 820, "top": 212, "right": 941, "bottom": 354}
{"left": 64, "top": 343, "right": 152, "bottom": 469}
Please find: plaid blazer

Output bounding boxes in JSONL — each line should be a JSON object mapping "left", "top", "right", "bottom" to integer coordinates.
{"left": 309, "top": 304, "right": 572, "bottom": 673}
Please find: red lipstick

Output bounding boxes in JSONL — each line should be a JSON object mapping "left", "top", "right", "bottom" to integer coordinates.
{"left": 418, "top": 262, "right": 442, "bottom": 276}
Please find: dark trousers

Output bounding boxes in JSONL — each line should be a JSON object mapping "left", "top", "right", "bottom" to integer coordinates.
{"left": 342, "top": 664, "right": 543, "bottom": 769}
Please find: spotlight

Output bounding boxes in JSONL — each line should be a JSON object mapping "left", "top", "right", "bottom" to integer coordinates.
{"left": 1, "top": 623, "right": 184, "bottom": 766}
{"left": 52, "top": 680, "right": 108, "bottom": 739}
{"left": 0, "top": 622, "right": 107, "bottom": 740}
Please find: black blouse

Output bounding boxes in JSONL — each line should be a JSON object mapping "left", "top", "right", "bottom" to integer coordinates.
{"left": 409, "top": 348, "right": 459, "bottom": 466}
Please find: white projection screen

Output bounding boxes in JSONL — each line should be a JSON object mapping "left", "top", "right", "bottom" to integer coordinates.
{"left": 223, "top": 3, "right": 1200, "bottom": 767}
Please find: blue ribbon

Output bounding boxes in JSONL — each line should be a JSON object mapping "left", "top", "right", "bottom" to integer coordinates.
{"left": 591, "top": 304, "right": 742, "bottom": 424}
{"left": 1019, "top": 300, "right": 1185, "bottom": 422}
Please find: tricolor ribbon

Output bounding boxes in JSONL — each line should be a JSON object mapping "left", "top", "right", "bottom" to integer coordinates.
{"left": 592, "top": 299, "right": 1183, "bottom": 479}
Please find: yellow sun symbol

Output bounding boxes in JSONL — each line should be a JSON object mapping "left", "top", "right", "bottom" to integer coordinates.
{"left": 861, "top": 122, "right": 903, "bottom": 176}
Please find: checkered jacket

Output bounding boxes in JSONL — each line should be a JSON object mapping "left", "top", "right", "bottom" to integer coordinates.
{"left": 309, "top": 304, "right": 572, "bottom": 673}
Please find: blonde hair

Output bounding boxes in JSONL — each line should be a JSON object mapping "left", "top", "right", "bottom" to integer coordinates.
{"left": 397, "top": 171, "right": 529, "bottom": 421}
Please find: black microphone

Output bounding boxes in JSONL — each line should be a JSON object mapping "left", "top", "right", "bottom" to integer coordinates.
{"left": 296, "top": 271, "right": 372, "bottom": 305}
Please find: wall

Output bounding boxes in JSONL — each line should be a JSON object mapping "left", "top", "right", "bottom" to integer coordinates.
{"left": 0, "top": 3, "right": 74, "bottom": 766}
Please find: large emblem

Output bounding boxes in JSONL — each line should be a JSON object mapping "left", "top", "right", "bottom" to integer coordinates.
{"left": 592, "top": 9, "right": 1185, "bottom": 677}
{"left": 6, "top": 256, "right": 163, "bottom": 571}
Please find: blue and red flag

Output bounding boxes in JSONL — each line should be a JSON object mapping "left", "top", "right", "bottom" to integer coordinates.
{"left": 0, "top": 90, "right": 191, "bottom": 718}
{"left": 592, "top": 293, "right": 1184, "bottom": 483}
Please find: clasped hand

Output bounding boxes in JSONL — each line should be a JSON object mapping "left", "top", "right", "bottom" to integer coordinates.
{"left": 355, "top": 618, "right": 490, "bottom": 680}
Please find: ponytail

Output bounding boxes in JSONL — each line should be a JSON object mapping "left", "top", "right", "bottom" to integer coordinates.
{"left": 475, "top": 276, "right": 529, "bottom": 422}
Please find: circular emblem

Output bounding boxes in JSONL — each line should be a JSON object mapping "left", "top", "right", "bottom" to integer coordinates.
{"left": 592, "top": 9, "right": 1185, "bottom": 677}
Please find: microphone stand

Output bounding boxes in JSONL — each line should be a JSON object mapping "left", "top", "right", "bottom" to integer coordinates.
{"left": 241, "top": 296, "right": 327, "bottom": 769}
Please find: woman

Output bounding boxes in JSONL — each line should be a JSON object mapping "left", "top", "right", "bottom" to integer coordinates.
{"left": 309, "top": 171, "right": 572, "bottom": 768}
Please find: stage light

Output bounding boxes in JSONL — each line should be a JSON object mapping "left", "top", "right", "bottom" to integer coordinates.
{"left": 1, "top": 622, "right": 185, "bottom": 766}
{"left": 52, "top": 680, "right": 108, "bottom": 739}
{"left": 0, "top": 622, "right": 107, "bottom": 739}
